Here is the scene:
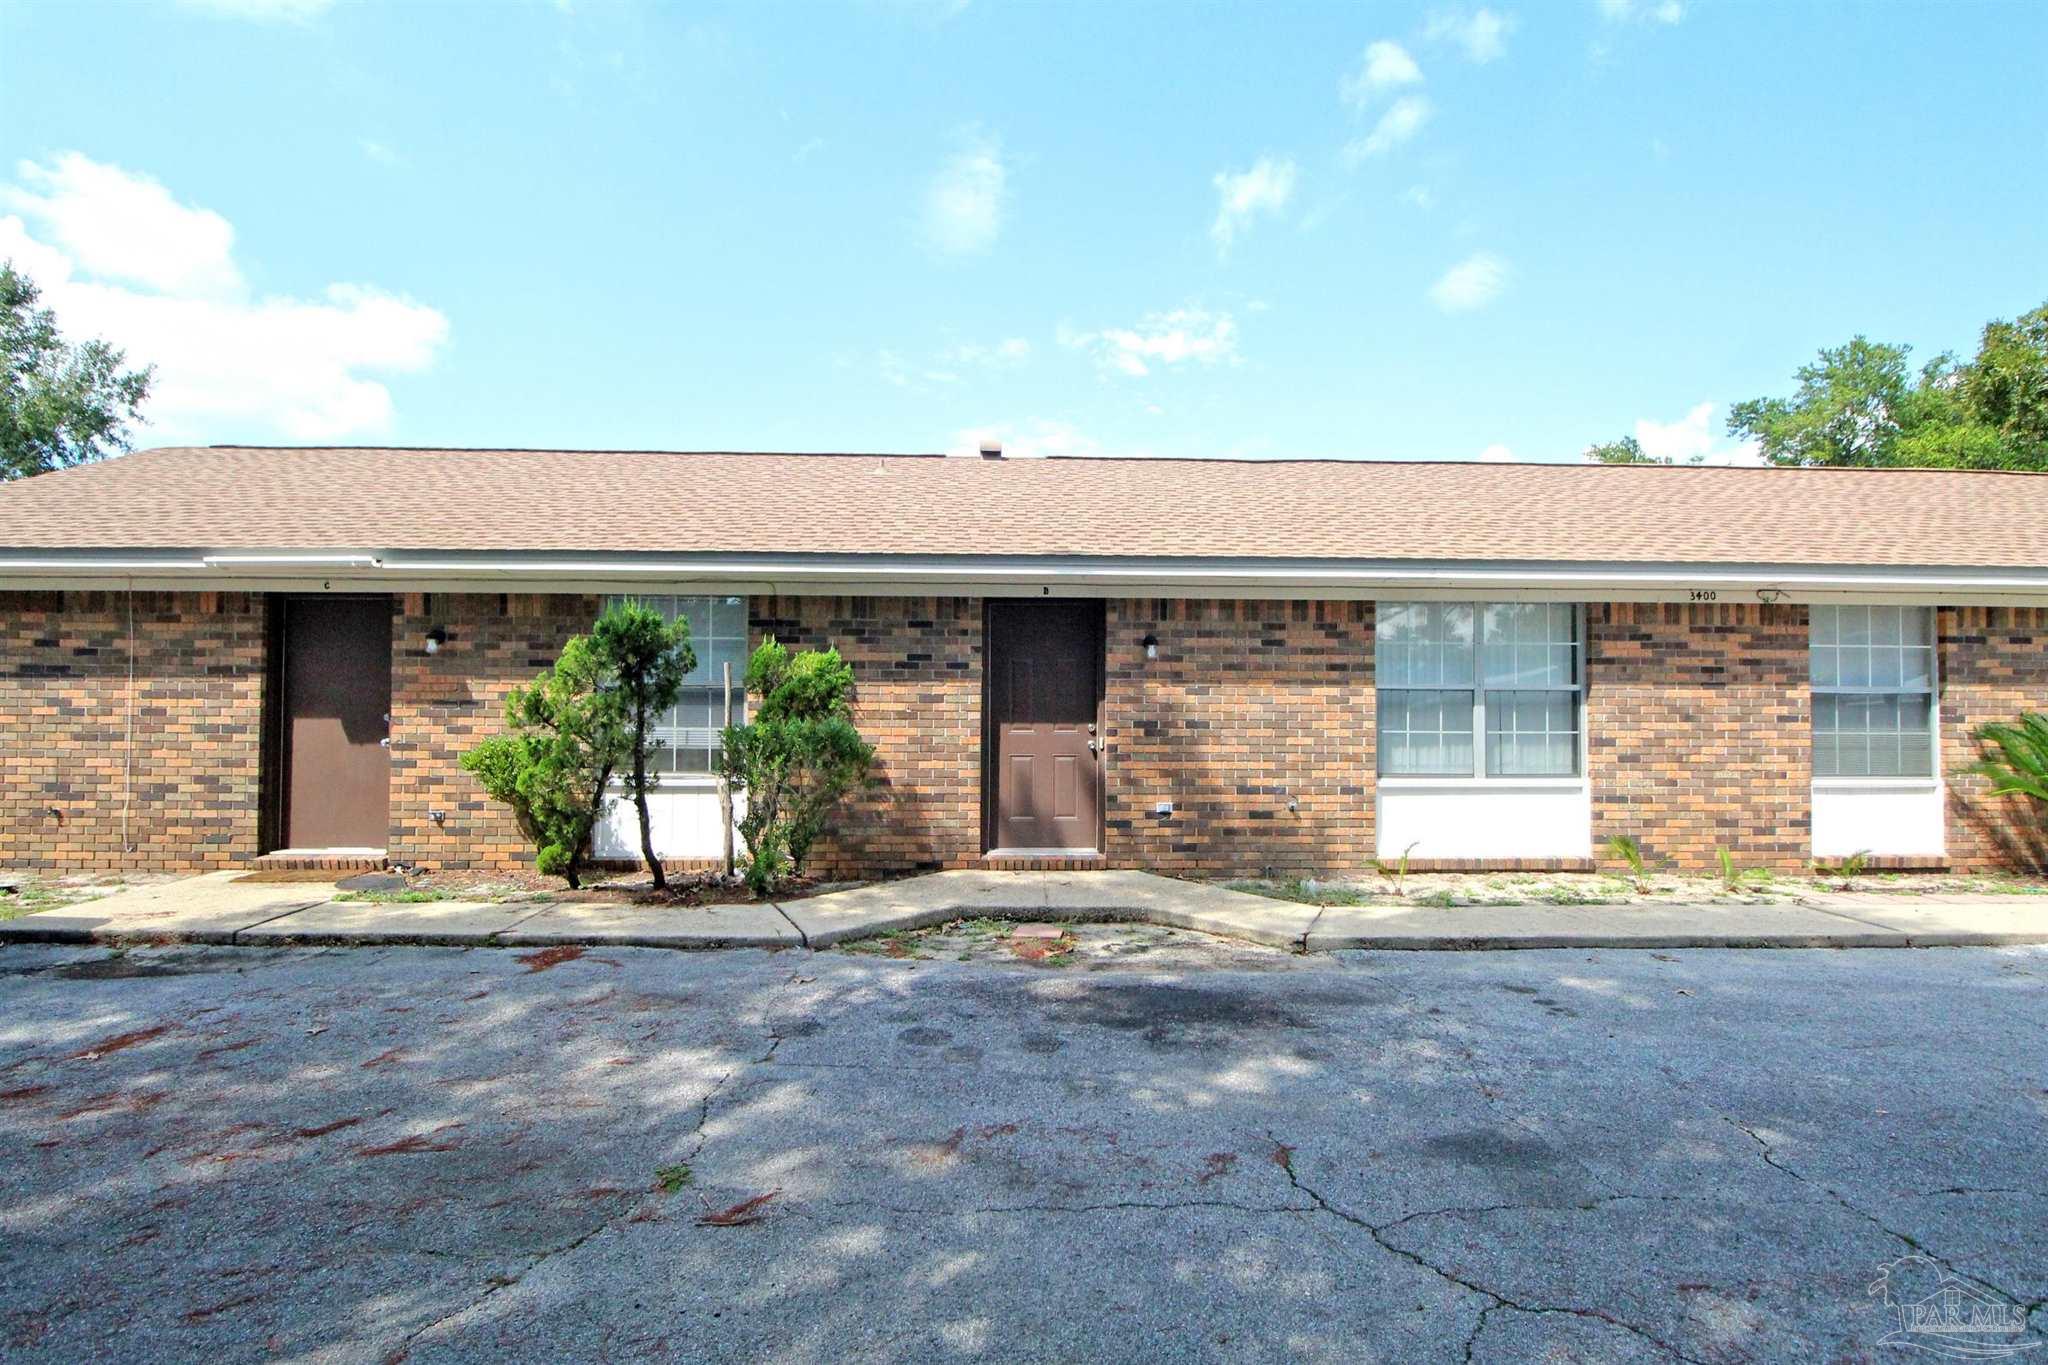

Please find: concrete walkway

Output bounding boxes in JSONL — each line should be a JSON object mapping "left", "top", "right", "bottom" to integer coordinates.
{"left": 4, "top": 868, "right": 2047, "bottom": 953}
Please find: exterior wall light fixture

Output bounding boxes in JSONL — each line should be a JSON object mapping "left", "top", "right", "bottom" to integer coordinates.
{"left": 425, "top": 626, "right": 448, "bottom": 654}
{"left": 1142, "top": 633, "right": 1159, "bottom": 660}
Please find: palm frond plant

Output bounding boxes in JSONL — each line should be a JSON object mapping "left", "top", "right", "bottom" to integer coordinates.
{"left": 1392, "top": 841, "right": 1419, "bottom": 896}
{"left": 1607, "top": 834, "right": 1650, "bottom": 894}
{"left": 1968, "top": 713, "right": 2048, "bottom": 806}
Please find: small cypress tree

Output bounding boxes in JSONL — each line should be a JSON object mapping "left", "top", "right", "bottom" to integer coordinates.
{"left": 460, "top": 634, "right": 625, "bottom": 888}
{"left": 590, "top": 601, "right": 695, "bottom": 890}
{"left": 719, "top": 639, "right": 875, "bottom": 895}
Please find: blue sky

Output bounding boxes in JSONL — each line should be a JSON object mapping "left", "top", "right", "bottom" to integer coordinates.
{"left": 2, "top": 0, "right": 2043, "bottom": 464}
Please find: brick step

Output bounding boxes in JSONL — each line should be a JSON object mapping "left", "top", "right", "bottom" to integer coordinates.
{"left": 251, "top": 851, "right": 390, "bottom": 873}
{"left": 980, "top": 853, "right": 1107, "bottom": 872}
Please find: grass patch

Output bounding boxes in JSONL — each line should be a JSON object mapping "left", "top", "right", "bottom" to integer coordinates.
{"left": 332, "top": 889, "right": 456, "bottom": 904}
{"left": 839, "top": 930, "right": 930, "bottom": 960}
{"left": 654, "top": 1163, "right": 694, "bottom": 1194}
{"left": 1539, "top": 888, "right": 1621, "bottom": 906}
{"left": 1223, "top": 878, "right": 1380, "bottom": 907}
{"left": 946, "top": 916, "right": 1014, "bottom": 937}
{"left": 1411, "top": 889, "right": 1457, "bottom": 909}
{"left": 1223, "top": 878, "right": 1320, "bottom": 905}
{"left": 0, "top": 884, "right": 113, "bottom": 919}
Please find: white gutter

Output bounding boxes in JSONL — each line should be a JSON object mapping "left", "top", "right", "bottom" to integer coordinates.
{"left": 200, "top": 554, "right": 384, "bottom": 568}
{"left": 4, "top": 550, "right": 2048, "bottom": 604}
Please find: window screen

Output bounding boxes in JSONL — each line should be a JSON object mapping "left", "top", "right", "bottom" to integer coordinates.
{"left": 605, "top": 595, "right": 749, "bottom": 774}
{"left": 1377, "top": 602, "right": 1581, "bottom": 778}
{"left": 1811, "top": 605, "right": 1935, "bottom": 779}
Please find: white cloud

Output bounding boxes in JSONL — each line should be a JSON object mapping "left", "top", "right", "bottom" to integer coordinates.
{"left": 176, "top": 0, "right": 335, "bottom": 20}
{"left": 0, "top": 153, "right": 448, "bottom": 443}
{"left": 359, "top": 139, "right": 402, "bottom": 167}
{"left": 1341, "top": 40, "right": 1423, "bottom": 109}
{"left": 1059, "top": 307, "right": 1239, "bottom": 378}
{"left": 1598, "top": 0, "right": 1684, "bottom": 23}
{"left": 1424, "top": 8, "right": 1516, "bottom": 62}
{"left": 877, "top": 349, "right": 953, "bottom": 389}
{"left": 1478, "top": 442, "right": 1519, "bottom": 462}
{"left": 1343, "top": 96, "right": 1433, "bottom": 164}
{"left": 1210, "top": 156, "right": 1297, "bottom": 252}
{"left": 945, "top": 336, "right": 1031, "bottom": 366}
{"left": 945, "top": 419, "right": 1142, "bottom": 460}
{"left": 879, "top": 335, "right": 1030, "bottom": 389}
{"left": 2, "top": 153, "right": 241, "bottom": 297}
{"left": 1631, "top": 401, "right": 1764, "bottom": 465}
{"left": 1401, "top": 184, "right": 1436, "bottom": 209}
{"left": 1427, "top": 250, "right": 1508, "bottom": 311}
{"left": 921, "top": 128, "right": 1006, "bottom": 256}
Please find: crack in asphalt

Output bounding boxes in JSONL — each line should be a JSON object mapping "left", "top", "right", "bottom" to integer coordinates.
{"left": 1265, "top": 1133, "right": 1709, "bottom": 1364}
{"left": 1719, "top": 1114, "right": 2036, "bottom": 1317}
{"left": 380, "top": 1020, "right": 791, "bottom": 1363}
{"left": 801, "top": 1196, "right": 1318, "bottom": 1219}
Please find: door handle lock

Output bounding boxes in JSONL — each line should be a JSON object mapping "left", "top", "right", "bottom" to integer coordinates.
{"left": 379, "top": 737, "right": 393, "bottom": 749}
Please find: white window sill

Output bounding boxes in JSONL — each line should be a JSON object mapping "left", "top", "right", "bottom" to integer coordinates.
{"left": 607, "top": 774, "right": 723, "bottom": 792}
{"left": 1377, "top": 776, "right": 1588, "bottom": 792}
{"left": 1811, "top": 778, "right": 1940, "bottom": 793}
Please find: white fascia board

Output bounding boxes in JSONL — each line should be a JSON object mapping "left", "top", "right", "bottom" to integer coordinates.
{"left": 6, "top": 549, "right": 2048, "bottom": 604}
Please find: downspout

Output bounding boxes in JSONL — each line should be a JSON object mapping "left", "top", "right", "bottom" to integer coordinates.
{"left": 123, "top": 578, "right": 136, "bottom": 866}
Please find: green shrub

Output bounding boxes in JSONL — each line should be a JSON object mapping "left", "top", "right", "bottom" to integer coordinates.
{"left": 460, "top": 634, "right": 625, "bottom": 888}
{"left": 719, "top": 639, "right": 877, "bottom": 895}
{"left": 590, "top": 601, "right": 694, "bottom": 890}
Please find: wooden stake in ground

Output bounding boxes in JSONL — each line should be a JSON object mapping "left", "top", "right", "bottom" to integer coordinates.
{"left": 719, "top": 659, "right": 735, "bottom": 877}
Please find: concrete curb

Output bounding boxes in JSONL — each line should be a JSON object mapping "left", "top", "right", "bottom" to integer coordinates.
{"left": 9, "top": 913, "right": 2038, "bottom": 954}
{"left": 5, "top": 870, "right": 2046, "bottom": 954}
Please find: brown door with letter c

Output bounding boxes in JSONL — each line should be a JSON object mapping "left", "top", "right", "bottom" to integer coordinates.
{"left": 280, "top": 596, "right": 393, "bottom": 849}
{"left": 986, "top": 600, "right": 1104, "bottom": 853}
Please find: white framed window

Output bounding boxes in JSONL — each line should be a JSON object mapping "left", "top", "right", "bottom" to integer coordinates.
{"left": 605, "top": 595, "right": 749, "bottom": 775}
{"left": 1811, "top": 605, "right": 1935, "bottom": 779}
{"left": 1377, "top": 602, "right": 1582, "bottom": 779}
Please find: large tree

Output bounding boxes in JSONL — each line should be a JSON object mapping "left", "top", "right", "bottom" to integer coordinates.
{"left": 0, "top": 263, "right": 153, "bottom": 481}
{"left": 1583, "top": 299, "right": 2048, "bottom": 471}
{"left": 1726, "top": 303, "right": 2048, "bottom": 471}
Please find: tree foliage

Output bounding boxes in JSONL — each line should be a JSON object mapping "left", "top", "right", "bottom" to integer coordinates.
{"left": 1583, "top": 299, "right": 2048, "bottom": 471}
{"left": 1727, "top": 301, "right": 2048, "bottom": 470}
{"left": 1584, "top": 435, "right": 1667, "bottom": 465}
{"left": 718, "top": 639, "right": 876, "bottom": 896}
{"left": 589, "top": 600, "right": 695, "bottom": 890}
{"left": 459, "top": 634, "right": 625, "bottom": 888}
{"left": 1, "top": 263, "right": 153, "bottom": 482}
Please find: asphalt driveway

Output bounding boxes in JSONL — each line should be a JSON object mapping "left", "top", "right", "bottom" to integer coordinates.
{"left": 1, "top": 936, "right": 2043, "bottom": 1362}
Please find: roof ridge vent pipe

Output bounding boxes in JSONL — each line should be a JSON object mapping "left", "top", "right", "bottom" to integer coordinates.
{"left": 979, "top": 440, "right": 1003, "bottom": 459}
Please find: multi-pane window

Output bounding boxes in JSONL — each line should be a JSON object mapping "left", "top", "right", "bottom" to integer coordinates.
{"left": 1377, "top": 602, "right": 1582, "bottom": 778}
{"left": 1811, "top": 605, "right": 1935, "bottom": 778}
{"left": 606, "top": 595, "right": 749, "bottom": 775}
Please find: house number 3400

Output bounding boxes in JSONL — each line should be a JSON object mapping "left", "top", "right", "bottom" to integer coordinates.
{"left": 1688, "top": 589, "right": 1719, "bottom": 602}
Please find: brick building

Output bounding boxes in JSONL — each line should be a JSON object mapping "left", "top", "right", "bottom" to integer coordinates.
{"left": 3, "top": 445, "right": 2045, "bottom": 878}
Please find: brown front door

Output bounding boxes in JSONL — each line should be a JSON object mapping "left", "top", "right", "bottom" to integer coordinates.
{"left": 280, "top": 597, "right": 392, "bottom": 849}
{"left": 986, "top": 600, "right": 1104, "bottom": 853}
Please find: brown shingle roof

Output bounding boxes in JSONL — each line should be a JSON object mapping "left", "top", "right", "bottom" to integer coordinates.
{"left": 0, "top": 445, "right": 2044, "bottom": 568}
